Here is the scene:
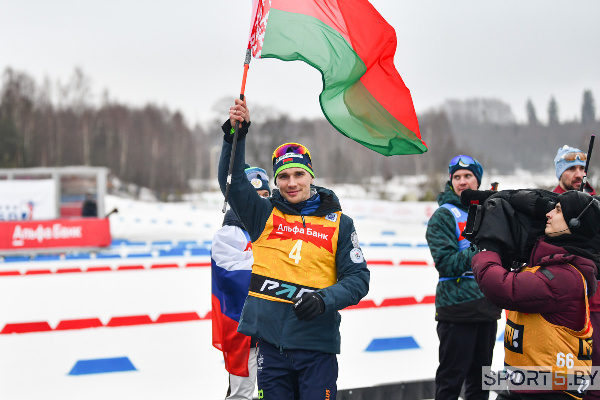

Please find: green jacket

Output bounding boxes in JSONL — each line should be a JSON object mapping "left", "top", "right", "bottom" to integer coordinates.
{"left": 425, "top": 182, "right": 501, "bottom": 322}
{"left": 218, "top": 136, "right": 369, "bottom": 353}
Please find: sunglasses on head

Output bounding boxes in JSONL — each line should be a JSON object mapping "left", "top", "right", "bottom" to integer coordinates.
{"left": 561, "top": 152, "right": 587, "bottom": 162}
{"left": 272, "top": 143, "right": 312, "bottom": 164}
{"left": 449, "top": 155, "right": 476, "bottom": 168}
{"left": 245, "top": 167, "right": 268, "bottom": 181}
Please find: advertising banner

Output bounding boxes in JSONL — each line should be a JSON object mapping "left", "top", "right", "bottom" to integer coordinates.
{"left": 0, "top": 180, "right": 57, "bottom": 220}
{"left": 0, "top": 218, "right": 111, "bottom": 251}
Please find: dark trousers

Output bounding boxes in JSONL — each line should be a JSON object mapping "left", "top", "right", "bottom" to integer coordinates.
{"left": 435, "top": 320, "right": 497, "bottom": 400}
{"left": 257, "top": 340, "right": 338, "bottom": 400}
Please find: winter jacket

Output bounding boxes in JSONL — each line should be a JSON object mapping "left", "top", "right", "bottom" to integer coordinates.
{"left": 81, "top": 199, "right": 97, "bottom": 217}
{"left": 553, "top": 182, "right": 596, "bottom": 195}
{"left": 473, "top": 238, "right": 597, "bottom": 330}
{"left": 218, "top": 136, "right": 369, "bottom": 354}
{"left": 472, "top": 238, "right": 597, "bottom": 398}
{"left": 426, "top": 182, "right": 501, "bottom": 322}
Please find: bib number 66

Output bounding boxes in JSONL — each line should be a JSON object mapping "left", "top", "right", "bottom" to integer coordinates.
{"left": 556, "top": 352, "right": 575, "bottom": 369}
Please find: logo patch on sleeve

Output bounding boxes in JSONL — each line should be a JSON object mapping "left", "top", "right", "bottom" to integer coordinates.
{"left": 350, "top": 248, "right": 364, "bottom": 263}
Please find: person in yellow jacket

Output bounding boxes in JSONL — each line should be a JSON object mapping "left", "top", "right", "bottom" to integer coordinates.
{"left": 473, "top": 190, "right": 600, "bottom": 399}
{"left": 218, "top": 97, "right": 370, "bottom": 399}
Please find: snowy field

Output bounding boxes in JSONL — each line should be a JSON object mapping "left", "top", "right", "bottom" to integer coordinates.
{"left": 0, "top": 190, "right": 520, "bottom": 399}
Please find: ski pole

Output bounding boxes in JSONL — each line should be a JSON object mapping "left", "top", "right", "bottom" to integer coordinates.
{"left": 580, "top": 134, "right": 595, "bottom": 192}
{"left": 222, "top": 49, "right": 251, "bottom": 213}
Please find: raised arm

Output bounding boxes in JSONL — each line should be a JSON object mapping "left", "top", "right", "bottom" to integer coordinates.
{"left": 218, "top": 99, "right": 271, "bottom": 241}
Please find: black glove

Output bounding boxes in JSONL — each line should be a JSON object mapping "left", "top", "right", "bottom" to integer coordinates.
{"left": 478, "top": 239, "right": 503, "bottom": 254}
{"left": 294, "top": 292, "right": 325, "bottom": 321}
{"left": 222, "top": 119, "right": 251, "bottom": 143}
{"left": 509, "top": 190, "right": 555, "bottom": 219}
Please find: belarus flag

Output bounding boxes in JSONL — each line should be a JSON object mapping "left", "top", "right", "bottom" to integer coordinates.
{"left": 211, "top": 224, "right": 254, "bottom": 377}
{"left": 248, "top": 0, "right": 427, "bottom": 156}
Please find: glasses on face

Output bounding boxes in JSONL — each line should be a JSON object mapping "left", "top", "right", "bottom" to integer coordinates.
{"left": 561, "top": 152, "right": 587, "bottom": 162}
{"left": 272, "top": 143, "right": 312, "bottom": 165}
{"left": 449, "top": 155, "right": 476, "bottom": 168}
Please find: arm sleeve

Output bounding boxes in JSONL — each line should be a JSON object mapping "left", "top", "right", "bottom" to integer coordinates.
{"left": 472, "top": 251, "right": 581, "bottom": 313}
{"left": 217, "top": 135, "right": 271, "bottom": 241}
{"left": 319, "top": 214, "right": 370, "bottom": 312}
{"left": 426, "top": 207, "right": 477, "bottom": 277}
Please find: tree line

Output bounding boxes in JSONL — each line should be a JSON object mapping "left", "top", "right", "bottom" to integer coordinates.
{"left": 2, "top": 67, "right": 598, "bottom": 199}
{"left": 0, "top": 68, "right": 199, "bottom": 198}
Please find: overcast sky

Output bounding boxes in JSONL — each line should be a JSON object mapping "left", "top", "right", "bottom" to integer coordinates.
{"left": 2, "top": 0, "right": 599, "bottom": 128}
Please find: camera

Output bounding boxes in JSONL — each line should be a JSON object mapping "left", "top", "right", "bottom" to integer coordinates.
{"left": 460, "top": 188, "right": 558, "bottom": 269}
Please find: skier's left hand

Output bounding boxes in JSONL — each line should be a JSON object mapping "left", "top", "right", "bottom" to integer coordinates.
{"left": 294, "top": 292, "right": 325, "bottom": 321}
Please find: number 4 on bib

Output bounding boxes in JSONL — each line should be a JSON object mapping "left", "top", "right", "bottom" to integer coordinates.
{"left": 289, "top": 240, "right": 303, "bottom": 264}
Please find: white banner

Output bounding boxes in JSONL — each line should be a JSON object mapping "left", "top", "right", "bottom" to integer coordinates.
{"left": 0, "top": 180, "right": 57, "bottom": 220}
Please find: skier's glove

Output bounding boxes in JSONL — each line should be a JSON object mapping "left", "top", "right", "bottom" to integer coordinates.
{"left": 294, "top": 292, "right": 325, "bottom": 321}
{"left": 222, "top": 119, "right": 251, "bottom": 143}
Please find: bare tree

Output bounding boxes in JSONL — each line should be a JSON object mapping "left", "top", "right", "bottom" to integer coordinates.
{"left": 67, "top": 68, "right": 94, "bottom": 165}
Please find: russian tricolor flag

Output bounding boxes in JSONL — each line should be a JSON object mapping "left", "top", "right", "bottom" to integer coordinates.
{"left": 211, "top": 225, "right": 254, "bottom": 377}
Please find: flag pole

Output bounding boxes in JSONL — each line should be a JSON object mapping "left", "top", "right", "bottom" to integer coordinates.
{"left": 223, "top": 49, "right": 252, "bottom": 213}
{"left": 580, "top": 134, "right": 595, "bottom": 192}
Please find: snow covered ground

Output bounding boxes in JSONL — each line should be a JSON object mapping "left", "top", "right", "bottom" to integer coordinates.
{"left": 0, "top": 188, "right": 522, "bottom": 400}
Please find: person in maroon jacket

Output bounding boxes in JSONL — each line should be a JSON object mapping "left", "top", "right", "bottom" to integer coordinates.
{"left": 553, "top": 145, "right": 600, "bottom": 400}
{"left": 473, "top": 190, "right": 600, "bottom": 400}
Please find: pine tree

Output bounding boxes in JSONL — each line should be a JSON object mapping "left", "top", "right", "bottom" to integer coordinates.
{"left": 526, "top": 99, "right": 538, "bottom": 125}
{"left": 548, "top": 96, "right": 559, "bottom": 126}
{"left": 582, "top": 90, "right": 596, "bottom": 125}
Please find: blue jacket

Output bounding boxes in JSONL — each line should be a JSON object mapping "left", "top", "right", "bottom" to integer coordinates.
{"left": 218, "top": 137, "right": 369, "bottom": 354}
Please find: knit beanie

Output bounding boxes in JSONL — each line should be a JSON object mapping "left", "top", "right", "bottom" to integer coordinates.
{"left": 554, "top": 145, "right": 587, "bottom": 180}
{"left": 272, "top": 143, "right": 314, "bottom": 180}
{"left": 557, "top": 191, "right": 600, "bottom": 239}
{"left": 244, "top": 165, "right": 270, "bottom": 195}
{"left": 448, "top": 155, "right": 483, "bottom": 187}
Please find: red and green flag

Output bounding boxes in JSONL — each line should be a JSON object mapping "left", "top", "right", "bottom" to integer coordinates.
{"left": 248, "top": 0, "right": 427, "bottom": 156}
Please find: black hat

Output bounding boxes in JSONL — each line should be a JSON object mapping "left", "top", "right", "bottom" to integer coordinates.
{"left": 557, "top": 191, "right": 600, "bottom": 239}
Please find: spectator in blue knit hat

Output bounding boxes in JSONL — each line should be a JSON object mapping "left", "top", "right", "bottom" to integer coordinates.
{"left": 553, "top": 145, "right": 596, "bottom": 194}
{"left": 448, "top": 154, "right": 484, "bottom": 195}
{"left": 244, "top": 165, "right": 271, "bottom": 198}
